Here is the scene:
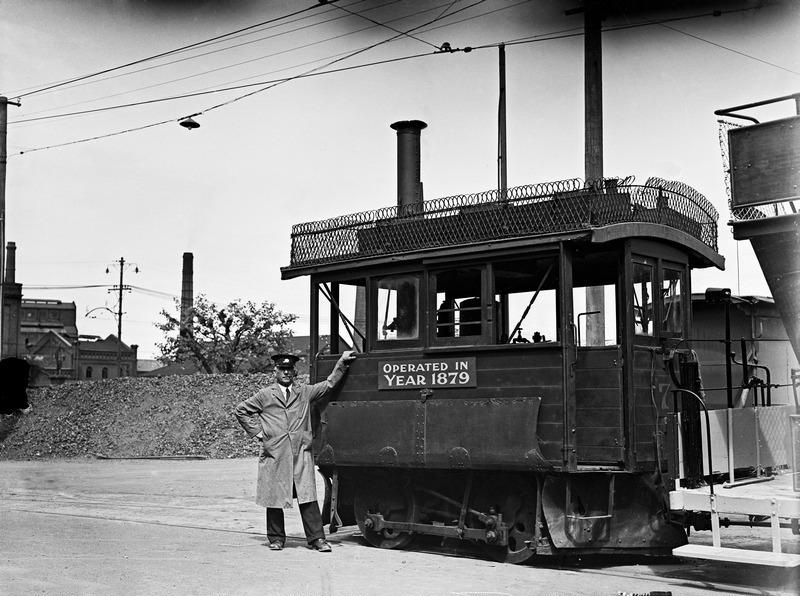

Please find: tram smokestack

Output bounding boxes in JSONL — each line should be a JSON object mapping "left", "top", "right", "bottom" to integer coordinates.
{"left": 390, "top": 120, "right": 427, "bottom": 215}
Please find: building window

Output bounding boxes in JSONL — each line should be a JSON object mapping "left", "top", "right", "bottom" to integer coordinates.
{"left": 86, "top": 366, "right": 93, "bottom": 379}
{"left": 102, "top": 367, "right": 108, "bottom": 379}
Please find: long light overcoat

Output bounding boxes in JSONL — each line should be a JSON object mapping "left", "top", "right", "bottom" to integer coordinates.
{"left": 233, "top": 361, "right": 348, "bottom": 508}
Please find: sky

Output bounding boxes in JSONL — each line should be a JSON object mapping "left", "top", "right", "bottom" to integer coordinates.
{"left": 1, "top": 0, "right": 798, "bottom": 360}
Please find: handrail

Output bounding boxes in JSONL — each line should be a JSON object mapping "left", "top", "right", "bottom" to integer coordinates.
{"left": 672, "top": 388, "right": 716, "bottom": 496}
{"left": 731, "top": 338, "right": 773, "bottom": 407}
{"left": 714, "top": 92, "right": 800, "bottom": 124}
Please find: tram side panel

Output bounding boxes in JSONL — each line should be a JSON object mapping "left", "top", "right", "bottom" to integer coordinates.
{"left": 312, "top": 347, "right": 564, "bottom": 469}
{"left": 574, "top": 346, "right": 624, "bottom": 465}
{"left": 632, "top": 346, "right": 674, "bottom": 470}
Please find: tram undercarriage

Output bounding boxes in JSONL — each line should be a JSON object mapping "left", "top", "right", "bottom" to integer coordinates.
{"left": 321, "top": 467, "right": 686, "bottom": 564}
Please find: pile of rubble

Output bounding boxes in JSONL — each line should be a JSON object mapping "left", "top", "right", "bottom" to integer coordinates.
{"left": 0, "top": 373, "right": 290, "bottom": 460}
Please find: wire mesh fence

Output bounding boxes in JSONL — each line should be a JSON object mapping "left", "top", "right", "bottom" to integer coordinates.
{"left": 288, "top": 176, "right": 719, "bottom": 269}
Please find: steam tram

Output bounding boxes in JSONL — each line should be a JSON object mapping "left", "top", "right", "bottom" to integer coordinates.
{"left": 281, "top": 123, "right": 727, "bottom": 563}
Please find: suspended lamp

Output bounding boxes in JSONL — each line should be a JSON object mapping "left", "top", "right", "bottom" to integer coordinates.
{"left": 179, "top": 117, "right": 200, "bottom": 130}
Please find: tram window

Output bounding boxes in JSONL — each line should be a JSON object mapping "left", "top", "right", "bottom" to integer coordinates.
{"left": 572, "top": 250, "right": 618, "bottom": 346}
{"left": 494, "top": 257, "right": 558, "bottom": 344}
{"left": 316, "top": 279, "right": 366, "bottom": 354}
{"left": 662, "top": 267, "right": 685, "bottom": 336}
{"left": 632, "top": 263, "right": 654, "bottom": 336}
{"left": 572, "top": 284, "right": 617, "bottom": 346}
{"left": 434, "top": 268, "right": 483, "bottom": 340}
{"left": 377, "top": 275, "right": 419, "bottom": 341}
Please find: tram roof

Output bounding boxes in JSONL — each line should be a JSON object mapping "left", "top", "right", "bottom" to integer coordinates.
{"left": 281, "top": 176, "right": 724, "bottom": 279}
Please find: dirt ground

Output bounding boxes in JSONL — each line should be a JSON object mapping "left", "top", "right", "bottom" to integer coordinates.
{"left": 0, "top": 458, "right": 797, "bottom": 596}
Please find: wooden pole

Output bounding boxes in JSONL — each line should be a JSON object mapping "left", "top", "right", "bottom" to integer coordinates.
{"left": 0, "top": 97, "right": 20, "bottom": 359}
{"left": 498, "top": 44, "right": 508, "bottom": 200}
{"left": 584, "top": 5, "right": 603, "bottom": 181}
{"left": 584, "top": 3, "right": 606, "bottom": 346}
{"left": 117, "top": 257, "right": 124, "bottom": 375}
{"left": 0, "top": 97, "right": 7, "bottom": 359}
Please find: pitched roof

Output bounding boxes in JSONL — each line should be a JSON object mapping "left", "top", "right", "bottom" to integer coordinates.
{"left": 28, "top": 330, "right": 74, "bottom": 354}
{"left": 77, "top": 334, "right": 134, "bottom": 353}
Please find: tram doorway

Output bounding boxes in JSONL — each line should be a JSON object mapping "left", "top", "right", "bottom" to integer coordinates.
{"left": 571, "top": 249, "right": 624, "bottom": 466}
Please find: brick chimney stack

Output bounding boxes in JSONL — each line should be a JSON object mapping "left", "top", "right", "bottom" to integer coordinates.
{"left": 1, "top": 241, "right": 22, "bottom": 358}
{"left": 180, "top": 252, "right": 193, "bottom": 329}
{"left": 4, "top": 241, "right": 15, "bottom": 283}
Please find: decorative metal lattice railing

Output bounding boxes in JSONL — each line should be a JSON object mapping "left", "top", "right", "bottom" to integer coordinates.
{"left": 288, "top": 176, "right": 719, "bottom": 268}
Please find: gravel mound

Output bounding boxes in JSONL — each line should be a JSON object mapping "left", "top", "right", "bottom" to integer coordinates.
{"left": 0, "top": 373, "right": 289, "bottom": 460}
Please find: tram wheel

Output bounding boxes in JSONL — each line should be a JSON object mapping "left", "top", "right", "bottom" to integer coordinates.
{"left": 481, "top": 486, "right": 537, "bottom": 564}
{"left": 353, "top": 478, "right": 417, "bottom": 549}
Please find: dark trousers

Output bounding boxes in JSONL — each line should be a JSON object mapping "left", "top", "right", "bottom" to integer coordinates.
{"left": 266, "top": 485, "right": 324, "bottom": 545}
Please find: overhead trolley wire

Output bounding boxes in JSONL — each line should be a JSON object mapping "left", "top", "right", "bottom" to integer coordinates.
{"left": 656, "top": 21, "right": 800, "bottom": 76}
{"left": 15, "top": 119, "right": 178, "bottom": 154}
{"left": 11, "top": 3, "right": 778, "bottom": 155}
{"left": 330, "top": 1, "right": 443, "bottom": 50}
{"left": 12, "top": 0, "right": 400, "bottom": 109}
{"left": 129, "top": 285, "right": 180, "bottom": 300}
{"left": 8, "top": 2, "right": 327, "bottom": 99}
{"left": 198, "top": 0, "right": 490, "bottom": 115}
{"left": 24, "top": 284, "right": 113, "bottom": 290}
{"left": 10, "top": 51, "right": 436, "bottom": 127}
{"left": 13, "top": 4, "right": 755, "bottom": 127}
{"left": 23, "top": 1, "right": 759, "bottom": 126}
{"left": 11, "top": 0, "right": 489, "bottom": 152}
{"left": 9, "top": 0, "right": 463, "bottom": 125}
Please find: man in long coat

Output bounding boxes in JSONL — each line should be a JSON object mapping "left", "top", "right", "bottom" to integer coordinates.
{"left": 234, "top": 351, "right": 355, "bottom": 552}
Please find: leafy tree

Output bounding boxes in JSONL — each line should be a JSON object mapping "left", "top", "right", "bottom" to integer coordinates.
{"left": 156, "top": 294, "right": 298, "bottom": 374}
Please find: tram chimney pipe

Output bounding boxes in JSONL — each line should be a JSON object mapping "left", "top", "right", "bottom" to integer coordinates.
{"left": 390, "top": 120, "right": 427, "bottom": 216}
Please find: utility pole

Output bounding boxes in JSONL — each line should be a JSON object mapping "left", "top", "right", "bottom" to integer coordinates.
{"left": 498, "top": 43, "right": 508, "bottom": 201}
{"left": 583, "top": 2, "right": 606, "bottom": 346}
{"left": 0, "top": 96, "right": 21, "bottom": 359}
{"left": 106, "top": 257, "right": 137, "bottom": 376}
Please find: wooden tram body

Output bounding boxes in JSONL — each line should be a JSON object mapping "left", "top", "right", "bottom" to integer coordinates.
{"left": 281, "top": 170, "right": 725, "bottom": 563}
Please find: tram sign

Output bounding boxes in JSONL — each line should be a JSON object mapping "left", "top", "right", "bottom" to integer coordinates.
{"left": 378, "top": 357, "right": 477, "bottom": 390}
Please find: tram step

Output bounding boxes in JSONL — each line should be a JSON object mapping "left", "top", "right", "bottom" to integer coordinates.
{"left": 673, "top": 544, "right": 800, "bottom": 567}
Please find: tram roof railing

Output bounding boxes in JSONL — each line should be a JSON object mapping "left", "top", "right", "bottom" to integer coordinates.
{"left": 286, "top": 176, "right": 719, "bottom": 270}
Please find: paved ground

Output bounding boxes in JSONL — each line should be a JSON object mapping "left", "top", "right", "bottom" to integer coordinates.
{"left": 1, "top": 459, "right": 797, "bottom": 596}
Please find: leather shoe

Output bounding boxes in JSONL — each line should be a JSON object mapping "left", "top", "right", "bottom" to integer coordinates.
{"left": 267, "top": 542, "right": 284, "bottom": 551}
{"left": 310, "top": 538, "right": 331, "bottom": 552}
